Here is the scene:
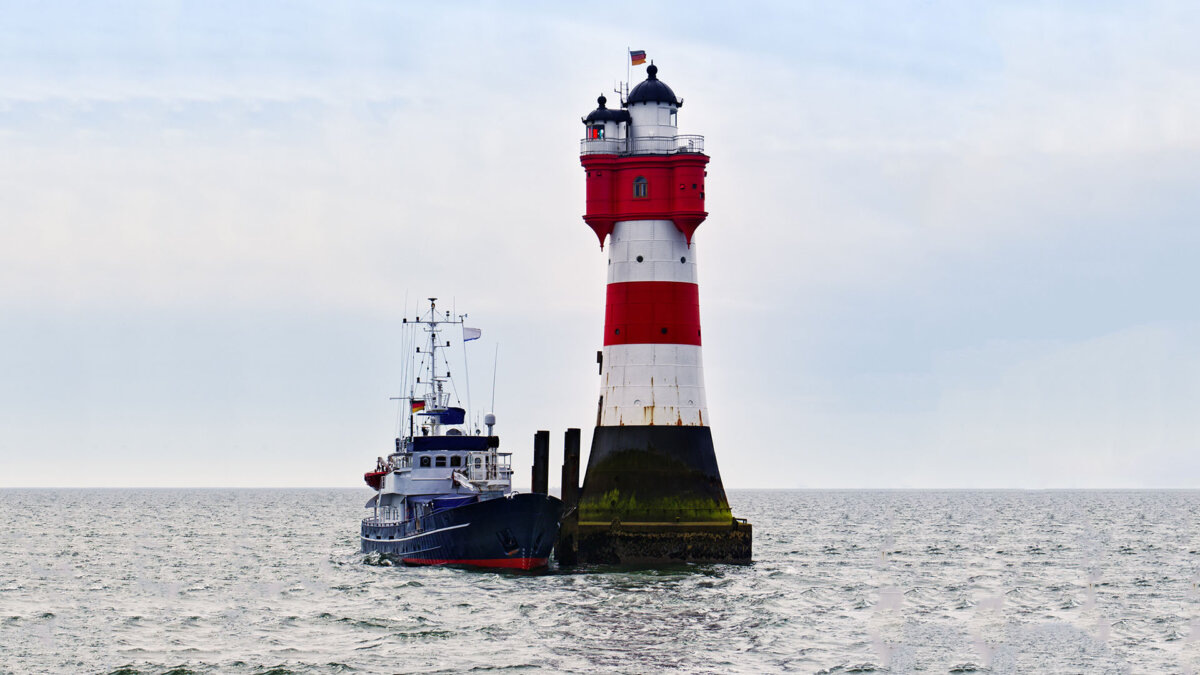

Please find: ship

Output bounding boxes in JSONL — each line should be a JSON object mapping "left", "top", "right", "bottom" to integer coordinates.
{"left": 360, "top": 298, "right": 563, "bottom": 570}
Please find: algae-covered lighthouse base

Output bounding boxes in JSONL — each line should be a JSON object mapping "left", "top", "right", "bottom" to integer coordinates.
{"left": 565, "top": 63, "right": 752, "bottom": 565}
{"left": 576, "top": 426, "right": 751, "bottom": 563}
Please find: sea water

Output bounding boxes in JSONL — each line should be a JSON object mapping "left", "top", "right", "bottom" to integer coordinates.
{"left": 2, "top": 489, "right": 1199, "bottom": 674}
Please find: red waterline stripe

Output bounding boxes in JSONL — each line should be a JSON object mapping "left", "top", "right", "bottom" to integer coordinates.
{"left": 604, "top": 281, "right": 701, "bottom": 347}
{"left": 402, "top": 557, "right": 549, "bottom": 570}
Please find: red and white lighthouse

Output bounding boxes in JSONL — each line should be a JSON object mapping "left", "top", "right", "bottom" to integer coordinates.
{"left": 574, "top": 63, "right": 751, "bottom": 563}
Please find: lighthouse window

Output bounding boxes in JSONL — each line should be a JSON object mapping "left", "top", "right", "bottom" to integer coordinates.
{"left": 435, "top": 456, "right": 447, "bottom": 468}
{"left": 450, "top": 455, "right": 462, "bottom": 467}
{"left": 669, "top": 111, "right": 677, "bottom": 126}
{"left": 589, "top": 125, "right": 605, "bottom": 140}
{"left": 419, "top": 456, "right": 431, "bottom": 468}
{"left": 633, "top": 176, "right": 648, "bottom": 198}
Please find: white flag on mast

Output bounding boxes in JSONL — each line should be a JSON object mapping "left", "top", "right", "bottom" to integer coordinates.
{"left": 463, "top": 326, "right": 482, "bottom": 342}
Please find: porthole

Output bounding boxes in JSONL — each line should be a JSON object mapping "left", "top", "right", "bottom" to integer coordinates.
{"left": 614, "top": 328, "right": 620, "bottom": 335}
{"left": 661, "top": 327, "right": 668, "bottom": 334}
{"left": 680, "top": 256, "right": 687, "bottom": 264}
{"left": 636, "top": 255, "right": 644, "bottom": 263}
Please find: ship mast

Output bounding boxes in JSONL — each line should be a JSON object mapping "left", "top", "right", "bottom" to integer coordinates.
{"left": 427, "top": 298, "right": 444, "bottom": 434}
{"left": 407, "top": 297, "right": 468, "bottom": 438}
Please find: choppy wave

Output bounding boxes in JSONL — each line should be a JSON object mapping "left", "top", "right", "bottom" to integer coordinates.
{"left": 1, "top": 489, "right": 1198, "bottom": 673}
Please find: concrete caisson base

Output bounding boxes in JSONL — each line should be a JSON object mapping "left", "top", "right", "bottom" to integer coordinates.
{"left": 569, "top": 425, "right": 753, "bottom": 564}
{"left": 576, "top": 520, "right": 752, "bottom": 564}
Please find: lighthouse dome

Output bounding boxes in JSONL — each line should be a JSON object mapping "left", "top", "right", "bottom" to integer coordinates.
{"left": 626, "top": 64, "right": 681, "bottom": 107}
{"left": 583, "top": 94, "right": 631, "bottom": 123}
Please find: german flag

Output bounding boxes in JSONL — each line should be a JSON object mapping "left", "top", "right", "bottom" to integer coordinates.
{"left": 630, "top": 50, "right": 647, "bottom": 66}
{"left": 411, "top": 400, "right": 426, "bottom": 413}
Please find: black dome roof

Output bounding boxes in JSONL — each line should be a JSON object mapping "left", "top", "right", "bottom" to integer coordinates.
{"left": 626, "top": 64, "right": 681, "bottom": 107}
{"left": 583, "top": 94, "right": 631, "bottom": 124}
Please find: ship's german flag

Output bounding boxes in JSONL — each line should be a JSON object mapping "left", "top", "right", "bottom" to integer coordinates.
{"left": 411, "top": 400, "right": 426, "bottom": 412}
{"left": 630, "top": 50, "right": 647, "bottom": 66}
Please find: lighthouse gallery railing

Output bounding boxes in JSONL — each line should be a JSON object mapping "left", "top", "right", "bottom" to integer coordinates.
{"left": 580, "top": 134, "right": 705, "bottom": 156}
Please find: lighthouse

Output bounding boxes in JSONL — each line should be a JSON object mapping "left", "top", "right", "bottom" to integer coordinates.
{"left": 573, "top": 63, "right": 752, "bottom": 563}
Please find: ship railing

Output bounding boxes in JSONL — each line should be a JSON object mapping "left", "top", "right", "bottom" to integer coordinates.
{"left": 364, "top": 506, "right": 404, "bottom": 526}
{"left": 363, "top": 515, "right": 405, "bottom": 526}
{"left": 579, "top": 134, "right": 705, "bottom": 156}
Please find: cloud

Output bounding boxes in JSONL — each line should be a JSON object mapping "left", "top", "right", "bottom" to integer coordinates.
{"left": 2, "top": 2, "right": 1199, "bottom": 487}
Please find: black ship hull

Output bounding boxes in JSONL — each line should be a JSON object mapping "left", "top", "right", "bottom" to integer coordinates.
{"left": 361, "top": 493, "right": 563, "bottom": 570}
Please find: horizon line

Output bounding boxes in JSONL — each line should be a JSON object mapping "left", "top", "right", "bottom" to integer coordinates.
{"left": 3, "top": 485, "right": 1199, "bottom": 491}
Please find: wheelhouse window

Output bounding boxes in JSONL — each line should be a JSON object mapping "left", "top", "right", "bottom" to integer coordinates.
{"left": 435, "top": 456, "right": 447, "bottom": 467}
{"left": 419, "top": 456, "right": 431, "bottom": 468}
{"left": 450, "top": 455, "right": 462, "bottom": 467}
{"left": 633, "top": 176, "right": 648, "bottom": 198}
{"left": 588, "top": 125, "right": 605, "bottom": 140}
{"left": 474, "top": 457, "right": 483, "bottom": 468}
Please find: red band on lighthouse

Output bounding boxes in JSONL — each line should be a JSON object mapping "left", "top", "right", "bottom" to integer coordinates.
{"left": 604, "top": 281, "right": 701, "bottom": 346}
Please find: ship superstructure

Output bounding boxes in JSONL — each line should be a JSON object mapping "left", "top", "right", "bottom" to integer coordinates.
{"left": 361, "top": 299, "right": 561, "bottom": 569}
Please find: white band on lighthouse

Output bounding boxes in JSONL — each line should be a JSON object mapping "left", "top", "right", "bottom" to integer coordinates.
{"left": 599, "top": 218, "right": 708, "bottom": 427}
{"left": 599, "top": 343, "right": 708, "bottom": 426}
{"left": 607, "top": 220, "right": 697, "bottom": 284}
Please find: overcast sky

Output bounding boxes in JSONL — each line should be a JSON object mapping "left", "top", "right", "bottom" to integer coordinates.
{"left": 2, "top": 1, "right": 1198, "bottom": 488}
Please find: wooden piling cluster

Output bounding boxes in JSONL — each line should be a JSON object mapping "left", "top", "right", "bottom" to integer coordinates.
{"left": 529, "top": 428, "right": 582, "bottom": 566}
